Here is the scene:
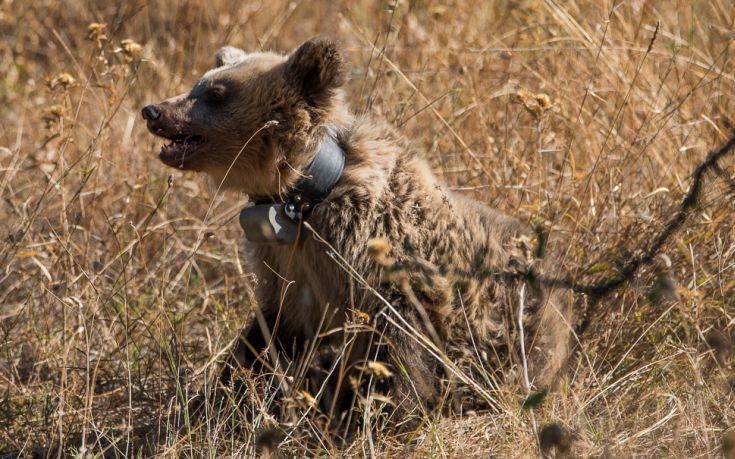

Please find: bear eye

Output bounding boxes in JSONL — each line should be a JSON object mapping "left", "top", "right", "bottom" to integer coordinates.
{"left": 204, "top": 84, "right": 227, "bottom": 104}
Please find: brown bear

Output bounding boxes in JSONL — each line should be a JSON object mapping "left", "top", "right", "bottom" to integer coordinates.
{"left": 142, "top": 37, "right": 575, "bottom": 428}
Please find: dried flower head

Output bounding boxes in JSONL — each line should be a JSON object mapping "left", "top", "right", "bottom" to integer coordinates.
{"left": 87, "top": 22, "right": 108, "bottom": 46}
{"left": 42, "top": 104, "right": 65, "bottom": 129}
{"left": 47, "top": 73, "right": 76, "bottom": 90}
{"left": 515, "top": 88, "right": 553, "bottom": 119}
{"left": 298, "top": 390, "right": 317, "bottom": 408}
{"left": 357, "top": 361, "right": 394, "bottom": 379}
{"left": 350, "top": 308, "right": 371, "bottom": 325}
{"left": 116, "top": 39, "right": 143, "bottom": 62}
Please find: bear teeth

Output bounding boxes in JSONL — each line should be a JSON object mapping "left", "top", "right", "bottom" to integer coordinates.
{"left": 163, "top": 135, "right": 204, "bottom": 149}
{"left": 168, "top": 135, "right": 203, "bottom": 145}
{"left": 159, "top": 135, "right": 205, "bottom": 164}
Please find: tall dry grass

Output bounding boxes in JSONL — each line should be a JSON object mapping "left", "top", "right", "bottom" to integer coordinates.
{"left": 0, "top": 0, "right": 734, "bottom": 456}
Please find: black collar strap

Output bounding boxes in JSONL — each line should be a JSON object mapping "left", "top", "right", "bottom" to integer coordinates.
{"left": 239, "top": 127, "right": 345, "bottom": 244}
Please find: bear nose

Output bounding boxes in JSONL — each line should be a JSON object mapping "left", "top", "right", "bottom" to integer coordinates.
{"left": 141, "top": 104, "right": 161, "bottom": 121}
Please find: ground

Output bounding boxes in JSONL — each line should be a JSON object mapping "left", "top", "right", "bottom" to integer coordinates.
{"left": 0, "top": 0, "right": 734, "bottom": 456}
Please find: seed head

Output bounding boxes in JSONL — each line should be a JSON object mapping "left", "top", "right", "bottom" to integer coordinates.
{"left": 87, "top": 22, "right": 108, "bottom": 46}
{"left": 42, "top": 104, "right": 65, "bottom": 129}
{"left": 350, "top": 308, "right": 370, "bottom": 325}
{"left": 117, "top": 39, "right": 143, "bottom": 62}
{"left": 47, "top": 73, "right": 76, "bottom": 90}
{"left": 357, "top": 361, "right": 393, "bottom": 379}
{"left": 515, "top": 88, "right": 553, "bottom": 119}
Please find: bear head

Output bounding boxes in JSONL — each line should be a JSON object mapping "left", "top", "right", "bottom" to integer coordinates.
{"left": 142, "top": 37, "right": 347, "bottom": 197}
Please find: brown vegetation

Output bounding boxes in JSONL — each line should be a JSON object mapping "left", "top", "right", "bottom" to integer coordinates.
{"left": 1, "top": 0, "right": 734, "bottom": 456}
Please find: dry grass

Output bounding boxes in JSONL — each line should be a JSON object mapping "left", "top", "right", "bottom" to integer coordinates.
{"left": 1, "top": 0, "right": 735, "bottom": 456}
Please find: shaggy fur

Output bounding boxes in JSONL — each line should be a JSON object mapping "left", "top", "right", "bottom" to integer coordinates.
{"left": 143, "top": 37, "right": 575, "bottom": 426}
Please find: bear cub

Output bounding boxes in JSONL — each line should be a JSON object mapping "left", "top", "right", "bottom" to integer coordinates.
{"left": 142, "top": 37, "right": 574, "bottom": 430}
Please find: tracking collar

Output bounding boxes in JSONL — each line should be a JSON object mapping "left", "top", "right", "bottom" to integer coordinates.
{"left": 239, "top": 127, "right": 345, "bottom": 244}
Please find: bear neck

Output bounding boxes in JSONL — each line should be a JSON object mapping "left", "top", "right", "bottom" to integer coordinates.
{"left": 253, "top": 122, "right": 348, "bottom": 207}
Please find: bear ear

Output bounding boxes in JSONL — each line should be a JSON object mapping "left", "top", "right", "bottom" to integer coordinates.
{"left": 215, "top": 46, "right": 247, "bottom": 67}
{"left": 285, "top": 37, "right": 345, "bottom": 103}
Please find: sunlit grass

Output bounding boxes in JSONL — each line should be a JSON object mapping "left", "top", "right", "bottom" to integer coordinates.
{"left": 0, "top": 0, "right": 733, "bottom": 456}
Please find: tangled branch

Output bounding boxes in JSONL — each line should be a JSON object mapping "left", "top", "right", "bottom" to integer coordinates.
{"left": 525, "top": 132, "right": 735, "bottom": 333}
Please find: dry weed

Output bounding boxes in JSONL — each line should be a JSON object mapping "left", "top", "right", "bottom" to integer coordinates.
{"left": 0, "top": 0, "right": 734, "bottom": 456}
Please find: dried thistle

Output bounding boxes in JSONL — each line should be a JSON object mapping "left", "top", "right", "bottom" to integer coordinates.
{"left": 47, "top": 72, "right": 76, "bottom": 90}
{"left": 116, "top": 39, "right": 143, "bottom": 62}
{"left": 350, "top": 308, "right": 370, "bottom": 325}
{"left": 357, "top": 361, "right": 393, "bottom": 379}
{"left": 515, "top": 88, "right": 553, "bottom": 119}
{"left": 42, "top": 104, "right": 65, "bottom": 129}
{"left": 86, "top": 22, "right": 108, "bottom": 47}
{"left": 298, "top": 390, "right": 317, "bottom": 408}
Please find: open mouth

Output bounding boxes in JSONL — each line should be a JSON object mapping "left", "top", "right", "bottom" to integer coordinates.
{"left": 158, "top": 134, "right": 205, "bottom": 165}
